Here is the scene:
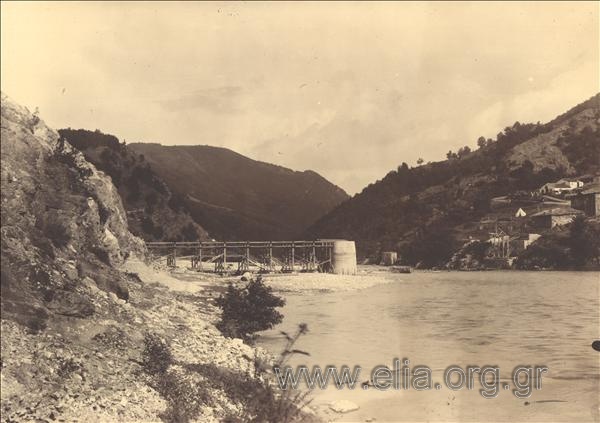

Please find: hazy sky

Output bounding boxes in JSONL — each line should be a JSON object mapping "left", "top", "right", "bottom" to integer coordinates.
{"left": 2, "top": 2, "right": 598, "bottom": 194}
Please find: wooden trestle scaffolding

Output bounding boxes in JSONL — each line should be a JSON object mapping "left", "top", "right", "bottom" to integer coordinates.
{"left": 145, "top": 240, "right": 335, "bottom": 274}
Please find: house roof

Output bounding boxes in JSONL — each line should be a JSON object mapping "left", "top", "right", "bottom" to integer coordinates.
{"left": 531, "top": 207, "right": 583, "bottom": 217}
{"left": 581, "top": 183, "right": 600, "bottom": 195}
{"left": 541, "top": 195, "right": 570, "bottom": 203}
{"left": 551, "top": 181, "right": 573, "bottom": 189}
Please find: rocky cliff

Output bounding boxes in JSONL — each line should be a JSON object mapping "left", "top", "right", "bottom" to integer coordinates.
{"left": 1, "top": 92, "right": 146, "bottom": 328}
{"left": 57, "top": 128, "right": 210, "bottom": 242}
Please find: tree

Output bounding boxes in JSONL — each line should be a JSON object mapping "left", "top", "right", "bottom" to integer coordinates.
{"left": 477, "top": 136, "right": 487, "bottom": 148}
{"left": 397, "top": 162, "right": 409, "bottom": 173}
{"left": 215, "top": 276, "right": 285, "bottom": 343}
{"left": 569, "top": 216, "right": 600, "bottom": 267}
{"left": 400, "top": 228, "right": 457, "bottom": 268}
{"left": 457, "top": 146, "right": 471, "bottom": 158}
{"left": 416, "top": 157, "right": 424, "bottom": 165}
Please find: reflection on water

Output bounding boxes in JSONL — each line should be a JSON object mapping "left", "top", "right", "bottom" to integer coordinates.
{"left": 258, "top": 271, "right": 600, "bottom": 422}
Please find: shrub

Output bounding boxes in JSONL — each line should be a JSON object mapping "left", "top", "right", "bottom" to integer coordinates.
{"left": 156, "top": 369, "right": 207, "bottom": 423}
{"left": 222, "top": 324, "right": 312, "bottom": 423}
{"left": 215, "top": 276, "right": 285, "bottom": 343}
{"left": 57, "top": 357, "right": 82, "bottom": 378}
{"left": 26, "top": 308, "right": 49, "bottom": 334}
{"left": 141, "top": 333, "right": 173, "bottom": 375}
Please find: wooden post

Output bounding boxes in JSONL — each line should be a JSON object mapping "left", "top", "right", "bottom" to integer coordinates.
{"left": 291, "top": 241, "right": 295, "bottom": 272}
{"left": 223, "top": 243, "right": 227, "bottom": 267}
{"left": 269, "top": 242, "right": 273, "bottom": 271}
{"left": 173, "top": 242, "right": 177, "bottom": 268}
{"left": 198, "top": 246, "right": 203, "bottom": 271}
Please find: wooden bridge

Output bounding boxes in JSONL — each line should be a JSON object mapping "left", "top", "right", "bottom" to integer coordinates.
{"left": 145, "top": 240, "right": 338, "bottom": 274}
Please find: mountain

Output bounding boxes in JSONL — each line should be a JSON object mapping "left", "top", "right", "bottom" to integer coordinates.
{"left": 57, "top": 129, "right": 209, "bottom": 242}
{"left": 306, "top": 94, "right": 600, "bottom": 265}
{"left": 128, "top": 143, "right": 349, "bottom": 240}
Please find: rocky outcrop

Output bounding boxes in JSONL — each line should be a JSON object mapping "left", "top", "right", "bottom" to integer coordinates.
{"left": 57, "top": 128, "right": 210, "bottom": 242}
{"left": 1, "top": 92, "right": 145, "bottom": 327}
{"left": 445, "top": 240, "right": 490, "bottom": 270}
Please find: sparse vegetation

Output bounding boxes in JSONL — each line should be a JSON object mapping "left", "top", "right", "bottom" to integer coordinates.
{"left": 156, "top": 369, "right": 208, "bottom": 423}
{"left": 25, "top": 307, "right": 49, "bottom": 334}
{"left": 141, "top": 326, "right": 312, "bottom": 423}
{"left": 141, "top": 333, "right": 173, "bottom": 375}
{"left": 57, "top": 357, "right": 82, "bottom": 378}
{"left": 515, "top": 217, "right": 600, "bottom": 270}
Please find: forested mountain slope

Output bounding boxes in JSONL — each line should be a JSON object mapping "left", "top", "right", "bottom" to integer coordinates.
{"left": 129, "top": 143, "right": 349, "bottom": 240}
{"left": 307, "top": 94, "right": 600, "bottom": 263}
{"left": 58, "top": 129, "right": 209, "bottom": 242}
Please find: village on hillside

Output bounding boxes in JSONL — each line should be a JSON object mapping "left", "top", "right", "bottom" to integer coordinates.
{"left": 456, "top": 174, "right": 600, "bottom": 265}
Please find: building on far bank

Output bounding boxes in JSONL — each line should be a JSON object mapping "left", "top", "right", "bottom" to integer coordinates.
{"left": 569, "top": 184, "right": 600, "bottom": 217}
{"left": 510, "top": 233, "right": 541, "bottom": 254}
{"left": 531, "top": 207, "right": 583, "bottom": 228}
{"left": 538, "top": 179, "right": 583, "bottom": 195}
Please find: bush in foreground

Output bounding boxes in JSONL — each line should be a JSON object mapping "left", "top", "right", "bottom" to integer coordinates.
{"left": 215, "top": 276, "right": 285, "bottom": 343}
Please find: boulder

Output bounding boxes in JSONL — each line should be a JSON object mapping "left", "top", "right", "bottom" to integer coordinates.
{"left": 329, "top": 400, "right": 360, "bottom": 414}
{"left": 46, "top": 291, "right": 95, "bottom": 318}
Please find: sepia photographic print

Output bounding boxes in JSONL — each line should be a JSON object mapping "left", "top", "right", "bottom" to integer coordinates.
{"left": 1, "top": 1, "right": 599, "bottom": 422}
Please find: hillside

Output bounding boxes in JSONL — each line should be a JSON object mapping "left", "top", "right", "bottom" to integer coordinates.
{"left": 57, "top": 129, "right": 209, "bottom": 242}
{"left": 307, "top": 94, "right": 600, "bottom": 264}
{"left": 128, "top": 143, "right": 349, "bottom": 240}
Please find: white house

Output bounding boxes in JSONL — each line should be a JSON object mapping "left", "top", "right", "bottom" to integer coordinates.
{"left": 538, "top": 179, "right": 583, "bottom": 195}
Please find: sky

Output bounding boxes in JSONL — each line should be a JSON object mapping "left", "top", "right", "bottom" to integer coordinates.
{"left": 1, "top": 2, "right": 598, "bottom": 195}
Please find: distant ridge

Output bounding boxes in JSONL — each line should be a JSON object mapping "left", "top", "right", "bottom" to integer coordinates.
{"left": 128, "top": 143, "right": 349, "bottom": 240}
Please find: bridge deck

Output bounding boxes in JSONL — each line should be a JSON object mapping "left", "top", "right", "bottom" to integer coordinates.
{"left": 145, "top": 240, "right": 335, "bottom": 273}
{"left": 145, "top": 240, "right": 335, "bottom": 249}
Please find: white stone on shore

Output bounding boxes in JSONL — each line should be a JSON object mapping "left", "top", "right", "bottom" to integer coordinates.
{"left": 329, "top": 400, "right": 359, "bottom": 413}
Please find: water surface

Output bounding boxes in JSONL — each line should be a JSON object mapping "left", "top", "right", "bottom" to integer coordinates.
{"left": 258, "top": 270, "right": 600, "bottom": 422}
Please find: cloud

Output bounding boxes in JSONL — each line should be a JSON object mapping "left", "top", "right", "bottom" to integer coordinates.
{"left": 159, "top": 86, "right": 244, "bottom": 113}
{"left": 1, "top": 2, "right": 597, "bottom": 194}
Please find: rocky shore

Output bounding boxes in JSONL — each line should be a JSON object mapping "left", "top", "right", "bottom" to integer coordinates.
{"left": 0, "top": 260, "right": 275, "bottom": 422}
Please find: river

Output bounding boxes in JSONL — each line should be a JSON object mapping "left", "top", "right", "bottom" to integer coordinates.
{"left": 257, "top": 270, "right": 600, "bottom": 422}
